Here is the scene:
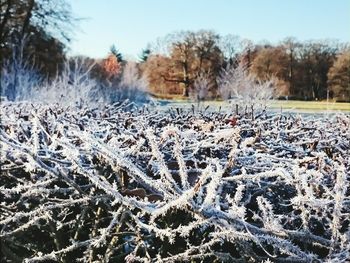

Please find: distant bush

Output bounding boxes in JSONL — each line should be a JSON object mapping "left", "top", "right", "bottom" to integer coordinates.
{"left": 217, "top": 63, "right": 276, "bottom": 113}
{"left": 1, "top": 56, "right": 151, "bottom": 107}
{"left": 114, "top": 61, "right": 151, "bottom": 104}
{"left": 1, "top": 53, "right": 42, "bottom": 101}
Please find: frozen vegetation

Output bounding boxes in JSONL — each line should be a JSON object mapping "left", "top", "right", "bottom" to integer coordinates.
{"left": 1, "top": 2, "right": 349, "bottom": 261}
{"left": 1, "top": 100, "right": 349, "bottom": 262}
{"left": 1, "top": 56, "right": 151, "bottom": 107}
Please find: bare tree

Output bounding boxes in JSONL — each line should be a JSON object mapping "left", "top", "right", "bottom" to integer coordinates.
{"left": 118, "top": 61, "right": 150, "bottom": 104}
{"left": 189, "top": 71, "right": 211, "bottom": 108}
{"left": 217, "top": 63, "right": 275, "bottom": 112}
{"left": 37, "top": 57, "right": 99, "bottom": 108}
{"left": 219, "top": 34, "right": 242, "bottom": 65}
{"left": 149, "top": 30, "right": 223, "bottom": 97}
{"left": 281, "top": 37, "right": 300, "bottom": 96}
{"left": 0, "top": 36, "right": 41, "bottom": 101}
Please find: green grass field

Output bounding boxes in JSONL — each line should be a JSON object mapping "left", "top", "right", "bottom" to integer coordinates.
{"left": 269, "top": 100, "right": 350, "bottom": 111}
{"left": 157, "top": 98, "right": 350, "bottom": 112}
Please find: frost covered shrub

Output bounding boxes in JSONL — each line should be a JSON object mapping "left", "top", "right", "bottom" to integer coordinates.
{"left": 189, "top": 71, "right": 210, "bottom": 108}
{"left": 1, "top": 54, "right": 42, "bottom": 101}
{"left": 1, "top": 102, "right": 349, "bottom": 262}
{"left": 112, "top": 61, "right": 151, "bottom": 104}
{"left": 1, "top": 56, "right": 151, "bottom": 107}
{"left": 35, "top": 57, "right": 102, "bottom": 108}
{"left": 217, "top": 63, "right": 276, "bottom": 112}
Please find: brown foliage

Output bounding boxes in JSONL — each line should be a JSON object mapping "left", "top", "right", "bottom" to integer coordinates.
{"left": 101, "top": 54, "right": 122, "bottom": 78}
{"left": 142, "top": 54, "right": 182, "bottom": 95}
{"left": 328, "top": 51, "right": 350, "bottom": 101}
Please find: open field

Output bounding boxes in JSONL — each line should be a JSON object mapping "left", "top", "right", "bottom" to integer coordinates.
{"left": 1, "top": 101, "right": 349, "bottom": 262}
{"left": 156, "top": 99, "right": 350, "bottom": 113}
{"left": 269, "top": 100, "right": 350, "bottom": 111}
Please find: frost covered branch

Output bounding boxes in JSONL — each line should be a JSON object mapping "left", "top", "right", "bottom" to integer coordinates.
{"left": 1, "top": 102, "right": 349, "bottom": 262}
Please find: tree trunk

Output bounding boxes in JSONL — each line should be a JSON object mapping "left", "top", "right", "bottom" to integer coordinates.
{"left": 0, "top": 0, "right": 12, "bottom": 44}
{"left": 182, "top": 84, "right": 189, "bottom": 97}
{"left": 21, "top": 0, "right": 35, "bottom": 40}
{"left": 182, "top": 60, "right": 190, "bottom": 97}
{"left": 289, "top": 51, "right": 294, "bottom": 95}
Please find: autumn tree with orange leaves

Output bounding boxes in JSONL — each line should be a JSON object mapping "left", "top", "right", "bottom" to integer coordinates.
{"left": 101, "top": 53, "right": 122, "bottom": 81}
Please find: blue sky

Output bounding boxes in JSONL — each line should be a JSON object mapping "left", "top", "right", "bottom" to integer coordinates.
{"left": 69, "top": 0, "right": 350, "bottom": 59}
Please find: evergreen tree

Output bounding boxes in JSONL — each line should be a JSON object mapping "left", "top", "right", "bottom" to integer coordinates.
{"left": 110, "top": 44, "right": 123, "bottom": 62}
{"left": 139, "top": 48, "right": 151, "bottom": 62}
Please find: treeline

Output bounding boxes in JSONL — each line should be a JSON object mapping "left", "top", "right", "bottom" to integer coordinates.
{"left": 1, "top": 1, "right": 349, "bottom": 102}
{"left": 138, "top": 31, "right": 349, "bottom": 101}
{"left": 76, "top": 31, "right": 350, "bottom": 102}
{"left": 74, "top": 30, "right": 350, "bottom": 101}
